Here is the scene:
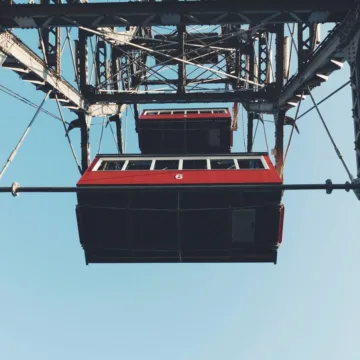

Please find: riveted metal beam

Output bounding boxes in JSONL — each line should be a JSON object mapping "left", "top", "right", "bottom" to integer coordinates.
{"left": 0, "top": 1, "right": 353, "bottom": 28}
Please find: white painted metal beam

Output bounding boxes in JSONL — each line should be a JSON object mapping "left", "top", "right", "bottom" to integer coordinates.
{"left": 0, "top": 30, "right": 86, "bottom": 110}
{"left": 280, "top": 7, "right": 360, "bottom": 107}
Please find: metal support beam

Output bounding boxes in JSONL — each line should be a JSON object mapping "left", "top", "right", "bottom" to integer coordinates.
{"left": 111, "top": 45, "right": 119, "bottom": 92}
{"left": 0, "top": 1, "right": 353, "bottom": 28}
{"left": 274, "top": 25, "right": 285, "bottom": 178}
{"left": 222, "top": 25, "right": 236, "bottom": 88}
{"left": 177, "top": 25, "right": 186, "bottom": 94}
{"left": 248, "top": 43, "right": 255, "bottom": 89}
{"left": 0, "top": 30, "right": 85, "bottom": 111}
{"left": 4, "top": 181, "right": 360, "bottom": 195}
{"left": 121, "top": 34, "right": 246, "bottom": 52}
{"left": 346, "top": 32, "right": 360, "bottom": 177}
{"left": 76, "top": 29, "right": 91, "bottom": 172}
{"left": 140, "top": 78, "right": 234, "bottom": 86}
{"left": 133, "top": 104, "right": 140, "bottom": 132}
{"left": 276, "top": 25, "right": 285, "bottom": 91}
{"left": 247, "top": 9, "right": 358, "bottom": 114}
{"left": 280, "top": 8, "right": 360, "bottom": 108}
{"left": 247, "top": 112, "right": 254, "bottom": 152}
{"left": 39, "top": 0, "right": 61, "bottom": 74}
{"left": 77, "top": 29, "right": 89, "bottom": 92}
{"left": 95, "top": 40, "right": 109, "bottom": 89}
{"left": 79, "top": 113, "right": 90, "bottom": 173}
{"left": 258, "top": 31, "right": 269, "bottom": 85}
{"left": 298, "top": 23, "right": 318, "bottom": 71}
{"left": 88, "top": 90, "right": 275, "bottom": 104}
{"left": 274, "top": 110, "right": 286, "bottom": 177}
{"left": 234, "top": 48, "right": 241, "bottom": 88}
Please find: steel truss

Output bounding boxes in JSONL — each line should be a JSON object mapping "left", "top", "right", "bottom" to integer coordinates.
{"left": 0, "top": 0, "right": 360, "bottom": 192}
{"left": 0, "top": 1, "right": 355, "bottom": 28}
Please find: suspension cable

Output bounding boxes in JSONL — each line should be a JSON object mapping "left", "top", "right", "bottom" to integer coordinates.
{"left": 0, "top": 91, "right": 51, "bottom": 181}
{"left": 297, "top": 81, "right": 350, "bottom": 120}
{"left": 252, "top": 119, "right": 260, "bottom": 146}
{"left": 307, "top": 86, "right": 354, "bottom": 181}
{"left": 283, "top": 91, "right": 304, "bottom": 168}
{"left": 98, "top": 116, "right": 106, "bottom": 154}
{"left": 0, "top": 83, "right": 68, "bottom": 124}
{"left": 55, "top": 95, "right": 82, "bottom": 174}
{"left": 261, "top": 115, "right": 270, "bottom": 153}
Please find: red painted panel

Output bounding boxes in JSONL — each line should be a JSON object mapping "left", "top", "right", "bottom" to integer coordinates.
{"left": 78, "top": 156, "right": 282, "bottom": 186}
{"left": 78, "top": 171, "right": 278, "bottom": 185}
{"left": 78, "top": 168, "right": 281, "bottom": 187}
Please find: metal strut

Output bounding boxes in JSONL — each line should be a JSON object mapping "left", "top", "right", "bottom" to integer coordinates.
{"left": 297, "top": 81, "right": 350, "bottom": 120}
{"left": 54, "top": 95, "right": 82, "bottom": 174}
{"left": 2, "top": 180, "right": 360, "bottom": 196}
{"left": 0, "top": 90, "right": 51, "bottom": 181}
{"left": 307, "top": 86, "right": 354, "bottom": 182}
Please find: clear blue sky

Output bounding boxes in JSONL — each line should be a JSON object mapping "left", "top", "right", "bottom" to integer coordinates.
{"left": 0, "top": 9, "right": 360, "bottom": 360}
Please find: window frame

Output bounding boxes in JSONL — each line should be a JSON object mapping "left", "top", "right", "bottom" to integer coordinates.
{"left": 181, "top": 158, "right": 210, "bottom": 171}
{"left": 142, "top": 108, "right": 228, "bottom": 116}
{"left": 124, "top": 159, "right": 154, "bottom": 171}
{"left": 209, "top": 158, "right": 239, "bottom": 170}
{"left": 92, "top": 156, "right": 269, "bottom": 171}
{"left": 235, "top": 156, "right": 269, "bottom": 170}
{"left": 92, "top": 158, "right": 128, "bottom": 171}
{"left": 153, "top": 158, "right": 181, "bottom": 171}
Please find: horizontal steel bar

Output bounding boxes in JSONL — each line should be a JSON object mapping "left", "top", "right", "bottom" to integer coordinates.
{"left": 140, "top": 78, "right": 234, "bottom": 86}
{"left": 0, "top": 1, "right": 354, "bottom": 28}
{"left": 2, "top": 181, "right": 359, "bottom": 194}
{"left": 119, "top": 36, "right": 242, "bottom": 51}
{"left": 88, "top": 90, "right": 275, "bottom": 104}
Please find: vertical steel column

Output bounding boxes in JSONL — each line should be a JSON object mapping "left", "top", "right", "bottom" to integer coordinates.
{"left": 348, "top": 35, "right": 360, "bottom": 178}
{"left": 258, "top": 31, "right": 269, "bottom": 85}
{"left": 95, "top": 40, "right": 109, "bottom": 90}
{"left": 177, "top": 25, "right": 186, "bottom": 93}
{"left": 247, "top": 112, "right": 254, "bottom": 152}
{"left": 275, "top": 25, "right": 285, "bottom": 177}
{"left": 78, "top": 29, "right": 89, "bottom": 91}
{"left": 39, "top": 0, "right": 61, "bottom": 74}
{"left": 110, "top": 47, "right": 119, "bottom": 92}
{"left": 78, "top": 113, "right": 91, "bottom": 173}
{"left": 247, "top": 42, "right": 256, "bottom": 152}
{"left": 109, "top": 47, "right": 124, "bottom": 152}
{"left": 297, "top": 23, "right": 318, "bottom": 71}
{"left": 78, "top": 29, "right": 91, "bottom": 172}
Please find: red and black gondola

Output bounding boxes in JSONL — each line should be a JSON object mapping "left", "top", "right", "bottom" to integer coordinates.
{"left": 138, "top": 108, "right": 233, "bottom": 154}
{"left": 76, "top": 153, "right": 284, "bottom": 264}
